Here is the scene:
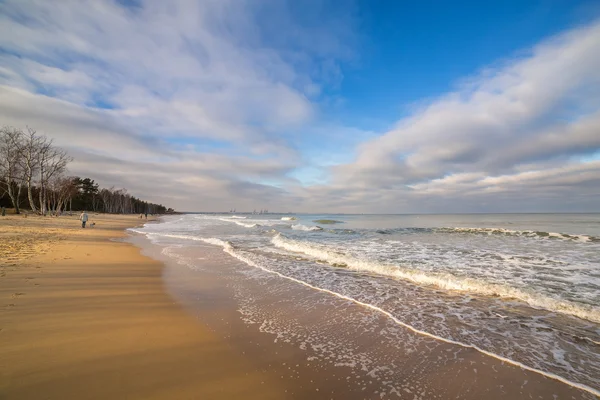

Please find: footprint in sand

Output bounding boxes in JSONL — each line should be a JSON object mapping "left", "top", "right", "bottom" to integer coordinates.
{"left": 11, "top": 293, "right": 25, "bottom": 299}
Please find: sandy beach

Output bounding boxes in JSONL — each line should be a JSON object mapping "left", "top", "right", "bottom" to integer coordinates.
{"left": 1, "top": 213, "right": 597, "bottom": 399}
{"left": 0, "top": 214, "right": 285, "bottom": 400}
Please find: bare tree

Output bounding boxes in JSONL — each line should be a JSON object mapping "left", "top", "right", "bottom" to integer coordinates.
{"left": 47, "top": 175, "right": 78, "bottom": 215}
{"left": 0, "top": 126, "right": 24, "bottom": 213}
{"left": 37, "top": 140, "right": 72, "bottom": 215}
{"left": 19, "top": 127, "right": 44, "bottom": 213}
{"left": 2, "top": 124, "right": 169, "bottom": 215}
{"left": 100, "top": 187, "right": 114, "bottom": 213}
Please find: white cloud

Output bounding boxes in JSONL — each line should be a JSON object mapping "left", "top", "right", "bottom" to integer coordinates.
{"left": 0, "top": 0, "right": 358, "bottom": 211}
{"left": 327, "top": 20, "right": 600, "bottom": 212}
{"left": 0, "top": 0, "right": 353, "bottom": 146}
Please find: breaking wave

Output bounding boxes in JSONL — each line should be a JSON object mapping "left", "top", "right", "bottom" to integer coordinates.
{"left": 173, "top": 233, "right": 600, "bottom": 398}
{"left": 292, "top": 224, "right": 323, "bottom": 231}
{"left": 218, "top": 218, "right": 260, "bottom": 228}
{"left": 437, "top": 227, "right": 598, "bottom": 242}
{"left": 271, "top": 234, "right": 600, "bottom": 324}
{"left": 375, "top": 226, "right": 598, "bottom": 242}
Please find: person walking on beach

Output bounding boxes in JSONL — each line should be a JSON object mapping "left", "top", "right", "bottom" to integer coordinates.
{"left": 80, "top": 211, "right": 88, "bottom": 228}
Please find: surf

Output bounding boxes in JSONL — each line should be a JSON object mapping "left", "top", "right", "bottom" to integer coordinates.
{"left": 436, "top": 227, "right": 598, "bottom": 242}
{"left": 271, "top": 233, "right": 600, "bottom": 324}
{"left": 185, "top": 232, "right": 600, "bottom": 398}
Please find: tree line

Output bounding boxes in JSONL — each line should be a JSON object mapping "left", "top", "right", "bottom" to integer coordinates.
{"left": 0, "top": 126, "right": 172, "bottom": 215}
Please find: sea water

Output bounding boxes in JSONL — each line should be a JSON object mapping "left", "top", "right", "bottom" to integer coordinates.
{"left": 130, "top": 213, "right": 600, "bottom": 396}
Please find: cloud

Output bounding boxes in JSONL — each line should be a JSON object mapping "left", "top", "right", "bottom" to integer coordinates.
{"left": 327, "top": 20, "right": 600, "bottom": 212}
{"left": 0, "top": 0, "right": 357, "bottom": 146}
{"left": 0, "top": 0, "right": 598, "bottom": 212}
{"left": 0, "top": 0, "right": 358, "bottom": 211}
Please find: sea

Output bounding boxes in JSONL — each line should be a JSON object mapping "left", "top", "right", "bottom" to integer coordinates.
{"left": 130, "top": 213, "right": 600, "bottom": 397}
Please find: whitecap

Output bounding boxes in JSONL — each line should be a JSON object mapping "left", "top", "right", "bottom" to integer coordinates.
{"left": 271, "top": 234, "right": 600, "bottom": 324}
{"left": 292, "top": 224, "right": 323, "bottom": 231}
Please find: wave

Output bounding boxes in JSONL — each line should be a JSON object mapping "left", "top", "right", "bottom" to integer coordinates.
{"left": 375, "top": 226, "right": 598, "bottom": 242}
{"left": 437, "top": 227, "right": 598, "bottom": 242}
{"left": 195, "top": 215, "right": 247, "bottom": 220}
{"left": 281, "top": 216, "right": 297, "bottom": 221}
{"left": 218, "top": 218, "right": 259, "bottom": 228}
{"left": 271, "top": 234, "right": 600, "bottom": 324}
{"left": 190, "top": 233, "right": 600, "bottom": 398}
{"left": 292, "top": 224, "right": 323, "bottom": 231}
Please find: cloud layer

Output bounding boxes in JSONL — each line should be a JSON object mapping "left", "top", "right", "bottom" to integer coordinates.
{"left": 325, "top": 21, "right": 600, "bottom": 213}
{"left": 1, "top": 1, "right": 599, "bottom": 212}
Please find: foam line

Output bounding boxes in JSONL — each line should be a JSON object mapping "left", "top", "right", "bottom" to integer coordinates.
{"left": 437, "top": 227, "right": 597, "bottom": 243}
{"left": 212, "top": 238, "right": 600, "bottom": 398}
{"left": 272, "top": 234, "right": 600, "bottom": 323}
{"left": 218, "top": 218, "right": 260, "bottom": 228}
{"left": 292, "top": 224, "right": 323, "bottom": 231}
{"left": 129, "top": 230, "right": 600, "bottom": 397}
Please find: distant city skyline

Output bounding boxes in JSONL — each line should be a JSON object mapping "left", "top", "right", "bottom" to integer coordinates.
{"left": 1, "top": 0, "right": 599, "bottom": 213}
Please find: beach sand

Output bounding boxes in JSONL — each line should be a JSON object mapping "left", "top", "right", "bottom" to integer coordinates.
{"left": 0, "top": 214, "right": 285, "bottom": 399}
{"left": 0, "top": 214, "right": 595, "bottom": 399}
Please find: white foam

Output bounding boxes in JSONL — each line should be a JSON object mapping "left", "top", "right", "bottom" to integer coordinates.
{"left": 271, "top": 234, "right": 600, "bottom": 324}
{"left": 281, "top": 216, "right": 297, "bottom": 221}
{"left": 439, "top": 227, "right": 596, "bottom": 243}
{"left": 218, "top": 218, "right": 259, "bottom": 228}
{"left": 198, "top": 235, "right": 600, "bottom": 398}
{"left": 292, "top": 224, "right": 323, "bottom": 231}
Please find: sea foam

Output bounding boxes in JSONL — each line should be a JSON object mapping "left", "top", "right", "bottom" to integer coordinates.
{"left": 292, "top": 224, "right": 323, "bottom": 231}
{"left": 218, "top": 218, "right": 260, "bottom": 228}
{"left": 437, "top": 227, "right": 598, "bottom": 242}
{"left": 271, "top": 234, "right": 600, "bottom": 324}
{"left": 193, "top": 232, "right": 600, "bottom": 398}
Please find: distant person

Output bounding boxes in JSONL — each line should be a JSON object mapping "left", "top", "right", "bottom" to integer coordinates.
{"left": 145, "top": 212, "right": 148, "bottom": 219}
{"left": 140, "top": 213, "right": 143, "bottom": 219}
{"left": 1, "top": 207, "right": 5, "bottom": 216}
{"left": 80, "top": 211, "right": 89, "bottom": 228}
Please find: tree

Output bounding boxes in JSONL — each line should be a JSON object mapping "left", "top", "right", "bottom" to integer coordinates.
{"left": 37, "top": 140, "right": 72, "bottom": 215}
{"left": 72, "top": 177, "right": 99, "bottom": 211}
{"left": 47, "top": 175, "right": 78, "bottom": 215}
{"left": 19, "top": 127, "right": 44, "bottom": 213}
{"left": 1, "top": 124, "right": 171, "bottom": 215}
{"left": 0, "top": 126, "right": 24, "bottom": 213}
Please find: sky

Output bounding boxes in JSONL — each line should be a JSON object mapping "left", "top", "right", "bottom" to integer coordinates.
{"left": 1, "top": 0, "right": 599, "bottom": 213}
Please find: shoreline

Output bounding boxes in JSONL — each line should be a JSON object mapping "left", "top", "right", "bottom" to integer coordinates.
{"left": 1, "top": 214, "right": 597, "bottom": 399}
{"left": 0, "top": 214, "right": 285, "bottom": 399}
{"left": 132, "top": 223, "right": 597, "bottom": 399}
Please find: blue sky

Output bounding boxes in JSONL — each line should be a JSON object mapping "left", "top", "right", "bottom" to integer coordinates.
{"left": 1, "top": 0, "right": 599, "bottom": 212}
{"left": 338, "top": 0, "right": 597, "bottom": 126}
